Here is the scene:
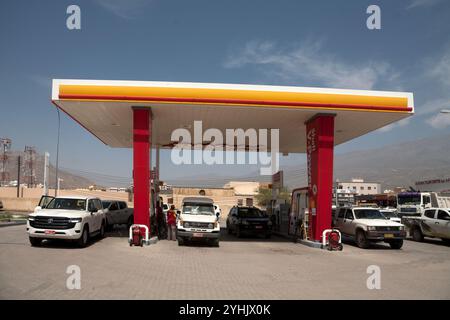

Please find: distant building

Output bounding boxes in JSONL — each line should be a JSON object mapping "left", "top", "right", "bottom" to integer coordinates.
{"left": 223, "top": 181, "right": 270, "bottom": 196}
{"left": 336, "top": 178, "right": 381, "bottom": 195}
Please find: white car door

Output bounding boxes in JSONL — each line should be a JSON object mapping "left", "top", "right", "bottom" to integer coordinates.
{"left": 334, "top": 208, "right": 346, "bottom": 233}
{"left": 88, "top": 199, "right": 102, "bottom": 232}
{"left": 342, "top": 209, "right": 356, "bottom": 236}
{"left": 436, "top": 210, "right": 450, "bottom": 238}
{"left": 422, "top": 209, "right": 439, "bottom": 237}
{"left": 95, "top": 199, "right": 104, "bottom": 230}
{"left": 87, "top": 199, "right": 98, "bottom": 232}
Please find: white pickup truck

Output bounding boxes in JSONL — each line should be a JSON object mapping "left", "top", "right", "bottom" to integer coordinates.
{"left": 102, "top": 200, "right": 134, "bottom": 230}
{"left": 27, "top": 195, "right": 106, "bottom": 247}
{"left": 402, "top": 208, "right": 450, "bottom": 244}
{"left": 176, "top": 197, "right": 221, "bottom": 247}
{"left": 333, "top": 207, "right": 406, "bottom": 249}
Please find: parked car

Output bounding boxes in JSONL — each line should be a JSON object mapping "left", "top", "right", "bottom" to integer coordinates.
{"left": 176, "top": 197, "right": 220, "bottom": 246}
{"left": 102, "top": 200, "right": 134, "bottom": 230}
{"left": 27, "top": 195, "right": 106, "bottom": 247}
{"left": 380, "top": 208, "right": 401, "bottom": 223}
{"left": 333, "top": 206, "right": 406, "bottom": 249}
{"left": 402, "top": 208, "right": 450, "bottom": 244}
{"left": 226, "top": 206, "right": 272, "bottom": 238}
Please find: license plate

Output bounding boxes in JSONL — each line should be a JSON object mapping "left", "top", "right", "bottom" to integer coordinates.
{"left": 44, "top": 230, "right": 55, "bottom": 235}
{"left": 255, "top": 226, "right": 263, "bottom": 229}
{"left": 192, "top": 233, "right": 204, "bottom": 238}
{"left": 384, "top": 233, "right": 394, "bottom": 238}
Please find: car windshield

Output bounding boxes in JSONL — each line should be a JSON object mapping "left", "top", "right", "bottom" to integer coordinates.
{"left": 238, "top": 208, "right": 265, "bottom": 217}
{"left": 381, "top": 211, "right": 398, "bottom": 218}
{"left": 398, "top": 195, "right": 421, "bottom": 205}
{"left": 46, "top": 198, "right": 86, "bottom": 211}
{"left": 354, "top": 209, "right": 386, "bottom": 220}
{"left": 182, "top": 203, "right": 215, "bottom": 215}
{"left": 102, "top": 201, "right": 112, "bottom": 208}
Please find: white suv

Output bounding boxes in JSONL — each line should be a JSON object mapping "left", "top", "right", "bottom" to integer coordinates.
{"left": 27, "top": 195, "right": 106, "bottom": 247}
{"left": 334, "top": 207, "right": 406, "bottom": 249}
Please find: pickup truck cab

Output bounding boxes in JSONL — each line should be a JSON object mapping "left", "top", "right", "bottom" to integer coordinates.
{"left": 102, "top": 200, "right": 133, "bottom": 230}
{"left": 402, "top": 208, "right": 450, "bottom": 244}
{"left": 27, "top": 195, "right": 106, "bottom": 247}
{"left": 334, "top": 207, "right": 406, "bottom": 249}
{"left": 176, "top": 197, "right": 220, "bottom": 246}
{"left": 380, "top": 208, "right": 401, "bottom": 223}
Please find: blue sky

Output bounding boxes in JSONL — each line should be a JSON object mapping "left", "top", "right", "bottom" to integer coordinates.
{"left": 1, "top": 0, "right": 450, "bottom": 186}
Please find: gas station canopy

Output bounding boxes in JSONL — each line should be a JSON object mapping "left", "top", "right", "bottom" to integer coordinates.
{"left": 51, "top": 79, "right": 414, "bottom": 153}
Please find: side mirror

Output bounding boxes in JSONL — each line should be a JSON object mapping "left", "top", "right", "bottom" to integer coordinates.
{"left": 176, "top": 210, "right": 181, "bottom": 215}
{"left": 216, "top": 212, "right": 220, "bottom": 218}
{"left": 34, "top": 206, "right": 42, "bottom": 212}
{"left": 90, "top": 208, "right": 98, "bottom": 213}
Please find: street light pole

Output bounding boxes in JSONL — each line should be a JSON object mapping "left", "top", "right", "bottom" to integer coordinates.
{"left": 55, "top": 107, "right": 60, "bottom": 197}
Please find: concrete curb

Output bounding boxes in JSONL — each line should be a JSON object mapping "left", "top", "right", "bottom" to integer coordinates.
{"left": 272, "top": 231, "right": 324, "bottom": 249}
{"left": 0, "top": 221, "right": 27, "bottom": 228}
{"left": 297, "top": 239, "right": 323, "bottom": 249}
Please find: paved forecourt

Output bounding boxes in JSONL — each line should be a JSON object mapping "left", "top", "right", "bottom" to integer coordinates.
{"left": 0, "top": 225, "right": 449, "bottom": 299}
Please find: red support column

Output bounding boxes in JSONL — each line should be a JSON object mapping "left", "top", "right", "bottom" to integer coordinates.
{"left": 305, "top": 114, "right": 335, "bottom": 242}
{"left": 133, "top": 107, "right": 151, "bottom": 231}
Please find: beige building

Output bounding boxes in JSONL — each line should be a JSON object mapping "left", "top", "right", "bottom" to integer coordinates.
{"left": 1, "top": 181, "right": 269, "bottom": 219}
{"left": 162, "top": 181, "right": 269, "bottom": 221}
{"left": 336, "top": 178, "right": 381, "bottom": 195}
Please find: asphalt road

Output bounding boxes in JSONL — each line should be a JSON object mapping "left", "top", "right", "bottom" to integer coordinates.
{"left": 0, "top": 225, "right": 449, "bottom": 299}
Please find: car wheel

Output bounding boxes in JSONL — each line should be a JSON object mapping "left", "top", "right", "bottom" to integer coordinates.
{"left": 29, "top": 237, "right": 42, "bottom": 247}
{"left": 412, "top": 227, "right": 423, "bottom": 242}
{"left": 441, "top": 238, "right": 450, "bottom": 245}
{"left": 265, "top": 233, "right": 272, "bottom": 239}
{"left": 356, "top": 230, "right": 369, "bottom": 249}
{"left": 227, "top": 225, "right": 232, "bottom": 234}
{"left": 213, "top": 239, "right": 220, "bottom": 247}
{"left": 389, "top": 239, "right": 403, "bottom": 249}
{"left": 99, "top": 222, "right": 105, "bottom": 238}
{"left": 177, "top": 237, "right": 184, "bottom": 246}
{"left": 236, "top": 227, "right": 242, "bottom": 238}
{"left": 105, "top": 220, "right": 112, "bottom": 232}
{"left": 77, "top": 226, "right": 89, "bottom": 248}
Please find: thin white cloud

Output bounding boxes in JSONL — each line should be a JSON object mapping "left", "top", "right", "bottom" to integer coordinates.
{"left": 407, "top": 0, "right": 443, "bottom": 9}
{"left": 427, "top": 49, "right": 450, "bottom": 87}
{"left": 224, "top": 40, "right": 393, "bottom": 90}
{"left": 421, "top": 45, "right": 450, "bottom": 128}
{"left": 418, "top": 98, "right": 450, "bottom": 116}
{"left": 377, "top": 117, "right": 412, "bottom": 133}
{"left": 94, "top": 0, "right": 151, "bottom": 19}
{"left": 426, "top": 113, "right": 450, "bottom": 128}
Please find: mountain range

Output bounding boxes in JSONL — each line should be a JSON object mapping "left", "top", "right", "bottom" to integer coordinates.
{"left": 3, "top": 133, "right": 449, "bottom": 191}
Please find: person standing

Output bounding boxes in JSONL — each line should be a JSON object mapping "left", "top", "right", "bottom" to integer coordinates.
{"left": 167, "top": 205, "right": 177, "bottom": 241}
{"left": 156, "top": 201, "right": 166, "bottom": 239}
